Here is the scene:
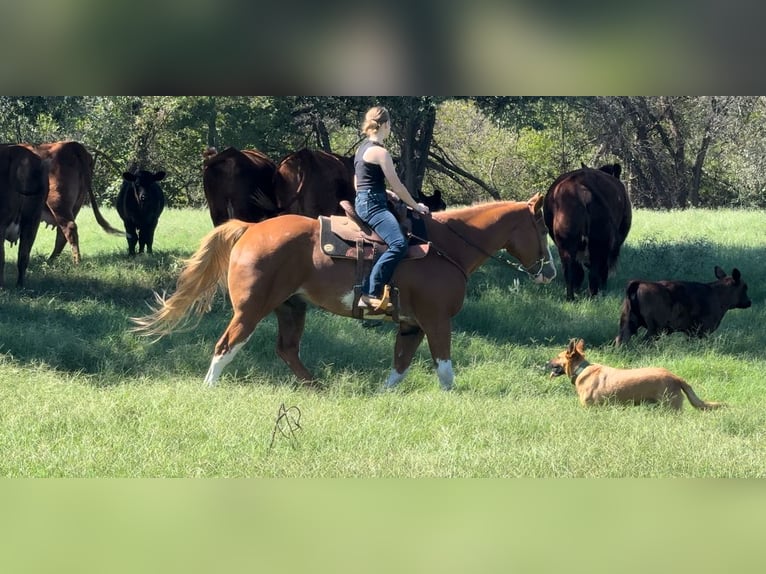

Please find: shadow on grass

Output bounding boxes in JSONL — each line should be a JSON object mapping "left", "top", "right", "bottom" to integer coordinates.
{"left": 0, "top": 238, "right": 762, "bottom": 394}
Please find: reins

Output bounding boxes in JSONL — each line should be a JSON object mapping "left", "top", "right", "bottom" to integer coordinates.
{"left": 407, "top": 231, "right": 469, "bottom": 281}
{"left": 421, "top": 216, "right": 551, "bottom": 278}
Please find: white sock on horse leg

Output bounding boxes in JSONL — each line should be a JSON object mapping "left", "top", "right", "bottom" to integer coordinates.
{"left": 385, "top": 368, "right": 409, "bottom": 390}
{"left": 436, "top": 359, "right": 454, "bottom": 391}
{"left": 203, "top": 341, "right": 247, "bottom": 387}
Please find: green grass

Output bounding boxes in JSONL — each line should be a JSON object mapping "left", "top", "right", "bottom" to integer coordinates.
{"left": 1, "top": 206, "right": 765, "bottom": 477}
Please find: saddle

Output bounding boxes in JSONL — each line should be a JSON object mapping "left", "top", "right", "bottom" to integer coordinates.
{"left": 319, "top": 200, "right": 430, "bottom": 320}
{"left": 320, "top": 201, "right": 429, "bottom": 262}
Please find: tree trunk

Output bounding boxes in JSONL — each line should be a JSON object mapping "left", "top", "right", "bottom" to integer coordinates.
{"left": 206, "top": 96, "right": 218, "bottom": 149}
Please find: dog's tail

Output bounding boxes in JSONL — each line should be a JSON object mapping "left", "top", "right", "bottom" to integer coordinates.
{"left": 680, "top": 381, "right": 725, "bottom": 410}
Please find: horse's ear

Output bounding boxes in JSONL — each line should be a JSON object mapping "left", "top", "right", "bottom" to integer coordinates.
{"left": 529, "top": 193, "right": 544, "bottom": 212}
{"left": 714, "top": 266, "right": 727, "bottom": 279}
{"left": 154, "top": 171, "right": 166, "bottom": 182}
{"left": 123, "top": 172, "right": 136, "bottom": 182}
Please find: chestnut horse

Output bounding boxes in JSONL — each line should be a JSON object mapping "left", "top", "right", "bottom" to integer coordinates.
{"left": 132, "top": 194, "right": 556, "bottom": 390}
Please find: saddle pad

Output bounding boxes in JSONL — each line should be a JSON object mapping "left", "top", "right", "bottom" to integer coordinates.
{"left": 319, "top": 216, "right": 429, "bottom": 261}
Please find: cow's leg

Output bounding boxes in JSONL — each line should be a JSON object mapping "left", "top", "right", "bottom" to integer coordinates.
{"left": 16, "top": 219, "right": 41, "bottom": 288}
{"left": 273, "top": 296, "right": 316, "bottom": 384}
{"left": 642, "top": 318, "right": 660, "bottom": 342}
{"left": 385, "top": 323, "right": 426, "bottom": 390}
{"left": 615, "top": 308, "right": 637, "bottom": 347}
{"left": 124, "top": 223, "right": 139, "bottom": 256}
{"left": 0, "top": 236, "right": 5, "bottom": 289}
{"left": 50, "top": 221, "right": 79, "bottom": 263}
{"left": 559, "top": 250, "right": 582, "bottom": 301}
{"left": 142, "top": 223, "right": 158, "bottom": 254}
{"left": 136, "top": 225, "right": 147, "bottom": 255}
{"left": 587, "top": 244, "right": 609, "bottom": 297}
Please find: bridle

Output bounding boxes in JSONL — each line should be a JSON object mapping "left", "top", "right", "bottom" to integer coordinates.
{"left": 438, "top": 210, "right": 552, "bottom": 281}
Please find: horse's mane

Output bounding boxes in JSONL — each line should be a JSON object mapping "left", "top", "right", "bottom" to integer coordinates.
{"left": 431, "top": 200, "right": 516, "bottom": 223}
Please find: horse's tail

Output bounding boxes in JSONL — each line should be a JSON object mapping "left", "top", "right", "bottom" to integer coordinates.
{"left": 131, "top": 220, "right": 251, "bottom": 338}
{"left": 679, "top": 380, "right": 725, "bottom": 410}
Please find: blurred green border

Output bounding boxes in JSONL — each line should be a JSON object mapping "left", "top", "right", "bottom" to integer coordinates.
{"left": 1, "top": 480, "right": 762, "bottom": 573}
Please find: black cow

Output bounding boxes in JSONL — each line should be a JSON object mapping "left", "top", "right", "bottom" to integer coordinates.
{"left": 116, "top": 170, "right": 166, "bottom": 256}
{"left": 615, "top": 266, "right": 752, "bottom": 346}
{"left": 419, "top": 189, "right": 447, "bottom": 212}
{"left": 544, "top": 164, "right": 632, "bottom": 300}
{"left": 581, "top": 162, "right": 622, "bottom": 179}
{"left": 0, "top": 144, "right": 48, "bottom": 287}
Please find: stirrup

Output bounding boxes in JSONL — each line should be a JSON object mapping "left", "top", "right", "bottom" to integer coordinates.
{"left": 358, "top": 286, "right": 393, "bottom": 313}
{"left": 376, "top": 285, "right": 392, "bottom": 311}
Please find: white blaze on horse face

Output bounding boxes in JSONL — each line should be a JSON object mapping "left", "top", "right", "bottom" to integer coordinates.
{"left": 203, "top": 340, "right": 248, "bottom": 387}
{"left": 436, "top": 359, "right": 454, "bottom": 391}
{"left": 533, "top": 244, "right": 557, "bottom": 284}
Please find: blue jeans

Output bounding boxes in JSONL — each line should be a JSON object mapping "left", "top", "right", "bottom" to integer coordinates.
{"left": 355, "top": 190, "right": 407, "bottom": 297}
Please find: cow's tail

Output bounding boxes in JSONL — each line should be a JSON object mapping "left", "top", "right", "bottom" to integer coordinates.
{"left": 131, "top": 220, "right": 251, "bottom": 338}
{"left": 680, "top": 381, "right": 725, "bottom": 410}
{"left": 615, "top": 280, "right": 641, "bottom": 346}
{"left": 85, "top": 165, "right": 124, "bottom": 236}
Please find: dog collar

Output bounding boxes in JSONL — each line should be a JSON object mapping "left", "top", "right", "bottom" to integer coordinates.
{"left": 570, "top": 361, "right": 591, "bottom": 383}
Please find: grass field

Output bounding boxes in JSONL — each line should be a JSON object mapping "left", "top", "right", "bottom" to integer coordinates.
{"left": 1, "top": 205, "right": 764, "bottom": 477}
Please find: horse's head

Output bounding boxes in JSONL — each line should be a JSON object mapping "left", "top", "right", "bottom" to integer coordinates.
{"left": 507, "top": 193, "right": 556, "bottom": 284}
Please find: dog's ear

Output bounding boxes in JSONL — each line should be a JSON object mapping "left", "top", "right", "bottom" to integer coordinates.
{"left": 566, "top": 339, "right": 577, "bottom": 354}
{"left": 575, "top": 339, "right": 586, "bottom": 354}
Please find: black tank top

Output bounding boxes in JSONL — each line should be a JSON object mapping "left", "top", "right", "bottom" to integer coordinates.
{"left": 354, "top": 140, "right": 386, "bottom": 193}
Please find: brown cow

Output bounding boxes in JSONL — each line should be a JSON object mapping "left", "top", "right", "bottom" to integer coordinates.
{"left": 273, "top": 148, "right": 355, "bottom": 217}
{"left": 202, "top": 147, "right": 278, "bottom": 225}
{"left": 0, "top": 144, "right": 48, "bottom": 287}
{"left": 23, "top": 141, "right": 122, "bottom": 263}
{"left": 544, "top": 164, "right": 632, "bottom": 300}
{"left": 615, "top": 266, "right": 752, "bottom": 346}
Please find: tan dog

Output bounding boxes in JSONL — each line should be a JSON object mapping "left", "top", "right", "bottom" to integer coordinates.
{"left": 546, "top": 339, "right": 724, "bottom": 410}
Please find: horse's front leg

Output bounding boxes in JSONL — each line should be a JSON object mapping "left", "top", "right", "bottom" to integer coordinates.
{"left": 422, "top": 318, "right": 454, "bottom": 391}
{"left": 274, "top": 295, "right": 316, "bottom": 385}
{"left": 385, "top": 322, "right": 425, "bottom": 390}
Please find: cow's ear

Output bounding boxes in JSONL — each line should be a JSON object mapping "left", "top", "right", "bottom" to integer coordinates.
{"left": 154, "top": 171, "right": 166, "bottom": 182}
{"left": 575, "top": 339, "right": 586, "bottom": 354}
{"left": 714, "top": 266, "right": 727, "bottom": 279}
{"left": 123, "top": 172, "right": 136, "bottom": 182}
{"left": 732, "top": 268, "right": 741, "bottom": 283}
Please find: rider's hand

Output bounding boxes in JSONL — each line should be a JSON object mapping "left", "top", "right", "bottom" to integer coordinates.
{"left": 414, "top": 202, "right": 430, "bottom": 215}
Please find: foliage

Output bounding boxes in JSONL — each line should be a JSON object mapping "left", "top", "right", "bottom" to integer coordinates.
{"left": 2, "top": 96, "right": 766, "bottom": 209}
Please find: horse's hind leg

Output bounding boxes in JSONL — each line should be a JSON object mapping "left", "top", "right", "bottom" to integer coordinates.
{"left": 385, "top": 323, "right": 426, "bottom": 390}
{"left": 204, "top": 311, "right": 261, "bottom": 386}
{"left": 274, "top": 296, "right": 316, "bottom": 384}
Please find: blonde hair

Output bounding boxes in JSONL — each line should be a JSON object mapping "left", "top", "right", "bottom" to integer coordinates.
{"left": 361, "top": 106, "right": 390, "bottom": 135}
